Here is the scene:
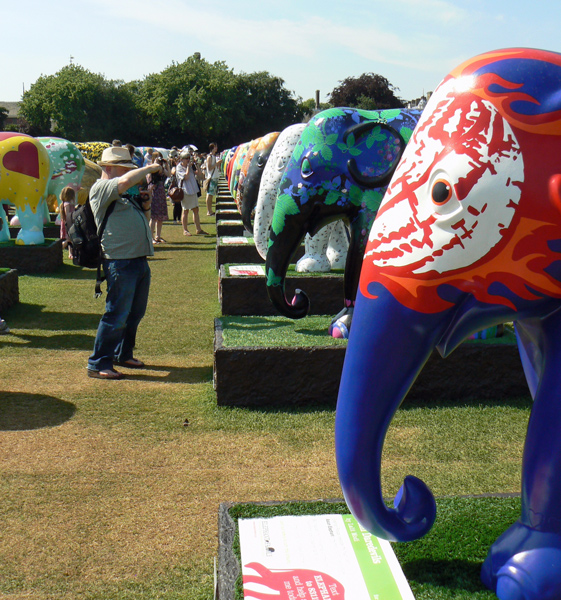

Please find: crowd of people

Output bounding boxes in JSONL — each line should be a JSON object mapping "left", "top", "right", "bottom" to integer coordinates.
{"left": 108, "top": 140, "right": 223, "bottom": 239}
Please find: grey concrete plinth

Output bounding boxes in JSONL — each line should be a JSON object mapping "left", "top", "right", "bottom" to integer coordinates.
{"left": 218, "top": 265, "right": 343, "bottom": 315}
{"left": 217, "top": 220, "right": 247, "bottom": 237}
{"left": 0, "top": 269, "right": 19, "bottom": 312}
{"left": 213, "top": 318, "right": 529, "bottom": 407}
{"left": 216, "top": 239, "right": 264, "bottom": 268}
{"left": 0, "top": 239, "right": 63, "bottom": 274}
{"left": 216, "top": 209, "right": 242, "bottom": 222}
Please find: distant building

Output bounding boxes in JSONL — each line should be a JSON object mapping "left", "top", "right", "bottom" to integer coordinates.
{"left": 406, "top": 91, "right": 432, "bottom": 111}
{"left": 0, "top": 102, "right": 25, "bottom": 130}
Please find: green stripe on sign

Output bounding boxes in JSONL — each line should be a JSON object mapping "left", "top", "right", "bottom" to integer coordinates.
{"left": 343, "top": 515, "right": 410, "bottom": 600}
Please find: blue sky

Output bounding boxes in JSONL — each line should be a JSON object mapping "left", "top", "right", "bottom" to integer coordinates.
{"left": 1, "top": 0, "right": 559, "bottom": 105}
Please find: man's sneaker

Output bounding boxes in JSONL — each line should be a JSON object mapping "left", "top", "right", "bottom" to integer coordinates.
{"left": 0, "top": 319, "right": 10, "bottom": 334}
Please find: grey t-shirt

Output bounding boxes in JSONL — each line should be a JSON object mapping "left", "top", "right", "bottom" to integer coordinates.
{"left": 89, "top": 178, "right": 154, "bottom": 260}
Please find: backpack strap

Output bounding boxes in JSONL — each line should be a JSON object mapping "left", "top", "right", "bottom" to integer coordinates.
{"left": 94, "top": 200, "right": 117, "bottom": 298}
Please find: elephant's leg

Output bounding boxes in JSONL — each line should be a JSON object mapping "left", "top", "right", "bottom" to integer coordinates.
{"left": 481, "top": 308, "right": 561, "bottom": 600}
{"left": 0, "top": 204, "right": 10, "bottom": 242}
{"left": 295, "top": 225, "right": 332, "bottom": 273}
{"left": 326, "top": 220, "right": 349, "bottom": 270}
{"left": 15, "top": 202, "right": 45, "bottom": 245}
{"left": 328, "top": 305, "right": 354, "bottom": 339}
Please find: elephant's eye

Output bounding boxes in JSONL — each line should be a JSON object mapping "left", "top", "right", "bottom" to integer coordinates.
{"left": 257, "top": 155, "right": 266, "bottom": 168}
{"left": 431, "top": 179, "right": 453, "bottom": 205}
{"left": 301, "top": 158, "right": 313, "bottom": 179}
{"left": 276, "top": 157, "right": 287, "bottom": 171}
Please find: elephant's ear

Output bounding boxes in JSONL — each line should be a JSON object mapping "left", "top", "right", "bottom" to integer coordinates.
{"left": 345, "top": 121, "right": 406, "bottom": 189}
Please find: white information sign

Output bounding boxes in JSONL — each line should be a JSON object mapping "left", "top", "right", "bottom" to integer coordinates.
{"left": 239, "top": 514, "right": 414, "bottom": 600}
{"left": 229, "top": 265, "right": 266, "bottom": 277}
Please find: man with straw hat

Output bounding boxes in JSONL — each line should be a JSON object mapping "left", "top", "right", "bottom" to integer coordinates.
{"left": 87, "top": 146, "right": 162, "bottom": 380}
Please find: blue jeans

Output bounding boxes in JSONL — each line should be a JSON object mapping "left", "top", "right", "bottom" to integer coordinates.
{"left": 88, "top": 257, "right": 151, "bottom": 371}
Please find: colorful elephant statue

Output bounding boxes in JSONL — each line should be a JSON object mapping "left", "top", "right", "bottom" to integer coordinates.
{"left": 39, "top": 137, "right": 86, "bottom": 213}
{"left": 240, "top": 131, "right": 280, "bottom": 232}
{"left": 235, "top": 137, "right": 262, "bottom": 210}
{"left": 265, "top": 107, "right": 421, "bottom": 336}
{"left": 335, "top": 48, "right": 561, "bottom": 600}
{"left": 0, "top": 132, "right": 51, "bottom": 245}
{"left": 229, "top": 141, "right": 252, "bottom": 201}
{"left": 253, "top": 123, "right": 306, "bottom": 260}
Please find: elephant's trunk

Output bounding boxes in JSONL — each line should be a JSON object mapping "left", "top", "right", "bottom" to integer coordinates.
{"left": 265, "top": 215, "right": 309, "bottom": 319}
{"left": 335, "top": 285, "right": 450, "bottom": 541}
{"left": 241, "top": 189, "right": 256, "bottom": 234}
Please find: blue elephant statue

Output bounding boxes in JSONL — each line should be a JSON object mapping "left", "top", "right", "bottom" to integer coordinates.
{"left": 265, "top": 107, "right": 421, "bottom": 336}
{"left": 336, "top": 48, "right": 561, "bottom": 600}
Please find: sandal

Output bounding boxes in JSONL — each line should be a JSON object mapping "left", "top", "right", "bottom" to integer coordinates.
{"left": 207, "top": 212, "right": 215, "bottom": 216}
{"left": 196, "top": 230, "right": 208, "bottom": 235}
{"left": 114, "top": 358, "right": 145, "bottom": 369}
{"left": 87, "top": 368, "right": 124, "bottom": 380}
{"left": 156, "top": 237, "right": 166, "bottom": 243}
{"left": 183, "top": 230, "right": 191, "bottom": 236}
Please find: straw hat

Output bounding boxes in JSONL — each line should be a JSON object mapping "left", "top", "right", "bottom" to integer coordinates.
{"left": 98, "top": 146, "right": 138, "bottom": 169}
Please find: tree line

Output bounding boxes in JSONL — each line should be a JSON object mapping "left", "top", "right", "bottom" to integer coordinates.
{"left": 15, "top": 54, "right": 405, "bottom": 149}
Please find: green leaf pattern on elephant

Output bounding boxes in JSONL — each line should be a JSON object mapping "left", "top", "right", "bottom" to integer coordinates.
{"left": 272, "top": 193, "right": 301, "bottom": 236}
{"left": 365, "top": 126, "right": 390, "bottom": 149}
{"left": 337, "top": 133, "right": 362, "bottom": 157}
{"left": 325, "top": 190, "right": 341, "bottom": 206}
{"left": 299, "top": 123, "right": 338, "bottom": 164}
{"left": 400, "top": 127, "right": 414, "bottom": 144}
{"left": 349, "top": 185, "right": 364, "bottom": 207}
{"left": 267, "top": 268, "right": 283, "bottom": 287}
{"left": 362, "top": 189, "right": 384, "bottom": 212}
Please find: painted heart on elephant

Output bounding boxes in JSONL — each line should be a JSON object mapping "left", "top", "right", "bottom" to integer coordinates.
{"left": 336, "top": 48, "right": 561, "bottom": 600}
{"left": 0, "top": 132, "right": 50, "bottom": 245}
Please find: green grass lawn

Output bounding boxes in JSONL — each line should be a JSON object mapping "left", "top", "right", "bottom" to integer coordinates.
{"left": 0, "top": 201, "right": 532, "bottom": 599}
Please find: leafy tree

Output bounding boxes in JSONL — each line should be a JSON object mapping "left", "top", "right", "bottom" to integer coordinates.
{"left": 135, "top": 57, "right": 302, "bottom": 148}
{"left": 328, "top": 73, "right": 404, "bottom": 110}
{"left": 133, "top": 55, "right": 240, "bottom": 148}
{"left": 232, "top": 71, "right": 303, "bottom": 144}
{"left": 19, "top": 64, "right": 140, "bottom": 141}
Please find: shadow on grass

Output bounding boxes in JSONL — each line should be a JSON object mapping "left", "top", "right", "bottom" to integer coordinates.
{"left": 5, "top": 303, "right": 100, "bottom": 332}
{"left": 0, "top": 331, "right": 94, "bottom": 350}
{"left": 403, "top": 559, "right": 489, "bottom": 594}
{"left": 401, "top": 394, "right": 533, "bottom": 410}
{"left": 123, "top": 364, "right": 213, "bottom": 384}
{"left": 0, "top": 392, "right": 76, "bottom": 431}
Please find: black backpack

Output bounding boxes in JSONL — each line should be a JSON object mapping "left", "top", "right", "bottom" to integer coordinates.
{"left": 67, "top": 199, "right": 116, "bottom": 297}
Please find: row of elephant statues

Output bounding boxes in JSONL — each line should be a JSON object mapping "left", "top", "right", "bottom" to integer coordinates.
{"left": 220, "top": 108, "right": 422, "bottom": 338}
{"left": 0, "top": 134, "right": 107, "bottom": 245}
{"left": 227, "top": 48, "right": 561, "bottom": 600}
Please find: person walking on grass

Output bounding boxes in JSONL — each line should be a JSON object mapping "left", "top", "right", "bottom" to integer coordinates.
{"left": 176, "top": 152, "right": 206, "bottom": 236}
{"left": 87, "top": 146, "right": 163, "bottom": 380}
{"left": 205, "top": 143, "right": 222, "bottom": 216}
